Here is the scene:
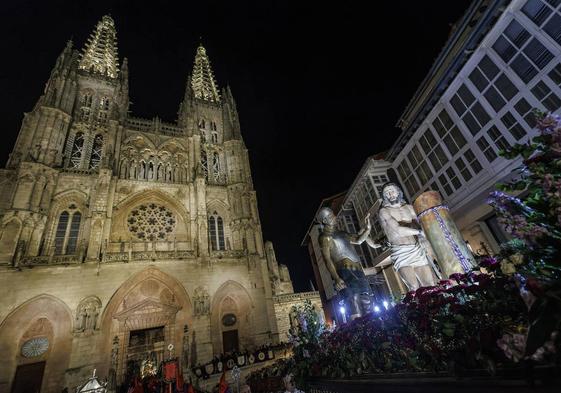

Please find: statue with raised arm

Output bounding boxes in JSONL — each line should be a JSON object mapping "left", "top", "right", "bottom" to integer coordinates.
{"left": 317, "top": 207, "right": 380, "bottom": 319}
{"left": 378, "top": 183, "right": 439, "bottom": 291}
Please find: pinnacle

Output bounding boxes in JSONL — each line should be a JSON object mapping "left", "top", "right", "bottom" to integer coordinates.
{"left": 78, "top": 15, "right": 119, "bottom": 79}
{"left": 190, "top": 44, "right": 220, "bottom": 102}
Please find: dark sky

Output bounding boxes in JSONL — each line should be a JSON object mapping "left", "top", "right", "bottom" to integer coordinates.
{"left": 0, "top": 0, "right": 472, "bottom": 291}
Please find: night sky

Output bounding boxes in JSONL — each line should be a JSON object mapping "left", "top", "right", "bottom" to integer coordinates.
{"left": 0, "top": 1, "right": 472, "bottom": 291}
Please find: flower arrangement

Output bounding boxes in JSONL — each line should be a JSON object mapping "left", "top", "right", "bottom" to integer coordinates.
{"left": 486, "top": 111, "right": 561, "bottom": 359}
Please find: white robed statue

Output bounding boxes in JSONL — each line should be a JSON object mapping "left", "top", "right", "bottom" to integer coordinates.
{"left": 378, "top": 183, "right": 440, "bottom": 291}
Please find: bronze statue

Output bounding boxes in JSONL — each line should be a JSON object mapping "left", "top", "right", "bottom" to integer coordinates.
{"left": 317, "top": 207, "right": 379, "bottom": 319}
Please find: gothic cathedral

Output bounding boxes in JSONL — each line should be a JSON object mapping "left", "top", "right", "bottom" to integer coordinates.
{"left": 0, "top": 16, "right": 321, "bottom": 393}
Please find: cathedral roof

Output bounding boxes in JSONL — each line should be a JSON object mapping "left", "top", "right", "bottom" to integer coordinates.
{"left": 78, "top": 15, "right": 119, "bottom": 79}
{"left": 191, "top": 45, "right": 221, "bottom": 102}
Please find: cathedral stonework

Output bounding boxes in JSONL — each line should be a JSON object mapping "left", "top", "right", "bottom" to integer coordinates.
{"left": 0, "top": 16, "right": 321, "bottom": 393}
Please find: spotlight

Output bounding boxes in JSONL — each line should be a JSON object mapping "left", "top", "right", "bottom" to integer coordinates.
{"left": 383, "top": 301, "right": 389, "bottom": 309}
{"left": 339, "top": 306, "right": 346, "bottom": 315}
{"left": 374, "top": 305, "right": 381, "bottom": 313}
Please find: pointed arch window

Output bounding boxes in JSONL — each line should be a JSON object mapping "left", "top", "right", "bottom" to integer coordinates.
{"left": 208, "top": 211, "right": 226, "bottom": 251}
{"left": 54, "top": 210, "right": 82, "bottom": 255}
{"left": 211, "top": 132, "right": 218, "bottom": 144}
{"left": 70, "top": 132, "right": 85, "bottom": 168}
{"left": 89, "top": 134, "right": 103, "bottom": 169}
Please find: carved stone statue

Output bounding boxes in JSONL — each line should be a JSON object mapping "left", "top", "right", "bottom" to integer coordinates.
{"left": 193, "top": 287, "right": 210, "bottom": 316}
{"left": 75, "top": 296, "right": 102, "bottom": 333}
{"left": 316, "top": 207, "right": 380, "bottom": 319}
{"left": 378, "top": 183, "right": 439, "bottom": 291}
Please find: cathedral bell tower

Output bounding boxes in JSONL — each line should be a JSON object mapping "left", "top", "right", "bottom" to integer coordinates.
{"left": 177, "top": 45, "right": 263, "bottom": 257}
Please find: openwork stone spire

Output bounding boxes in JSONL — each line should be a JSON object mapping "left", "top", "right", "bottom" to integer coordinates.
{"left": 79, "top": 15, "right": 119, "bottom": 79}
{"left": 191, "top": 45, "right": 220, "bottom": 102}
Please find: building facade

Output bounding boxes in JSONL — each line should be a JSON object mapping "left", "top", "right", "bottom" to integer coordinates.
{"left": 304, "top": 0, "right": 561, "bottom": 318}
{"left": 0, "top": 16, "right": 320, "bottom": 393}
{"left": 391, "top": 0, "right": 561, "bottom": 254}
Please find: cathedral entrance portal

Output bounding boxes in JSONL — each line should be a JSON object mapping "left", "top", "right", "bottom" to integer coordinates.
{"left": 125, "top": 326, "right": 165, "bottom": 380}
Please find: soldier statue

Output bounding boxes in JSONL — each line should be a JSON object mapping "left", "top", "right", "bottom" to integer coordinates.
{"left": 317, "top": 207, "right": 379, "bottom": 320}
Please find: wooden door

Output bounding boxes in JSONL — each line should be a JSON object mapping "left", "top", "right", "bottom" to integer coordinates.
{"left": 222, "top": 330, "right": 239, "bottom": 354}
{"left": 11, "top": 362, "right": 46, "bottom": 393}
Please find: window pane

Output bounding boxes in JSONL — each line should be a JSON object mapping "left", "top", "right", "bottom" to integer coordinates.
{"left": 472, "top": 102, "right": 491, "bottom": 126}
{"left": 450, "top": 126, "right": 467, "bottom": 148}
{"left": 477, "top": 137, "right": 497, "bottom": 162}
{"left": 217, "top": 217, "right": 225, "bottom": 250}
{"left": 450, "top": 94, "right": 467, "bottom": 116}
{"left": 495, "top": 74, "right": 518, "bottom": 100}
{"left": 66, "top": 213, "right": 81, "bottom": 254}
{"left": 480, "top": 55, "right": 500, "bottom": 80}
{"left": 443, "top": 134, "right": 459, "bottom": 155}
{"left": 531, "top": 80, "right": 550, "bottom": 100}
{"left": 458, "top": 84, "right": 475, "bottom": 106}
{"left": 435, "top": 145, "right": 448, "bottom": 166}
{"left": 462, "top": 112, "right": 480, "bottom": 135}
{"left": 484, "top": 86, "right": 507, "bottom": 111}
{"left": 493, "top": 36, "right": 517, "bottom": 63}
{"left": 501, "top": 111, "right": 517, "bottom": 128}
{"left": 455, "top": 157, "right": 472, "bottom": 181}
{"left": 523, "top": 38, "right": 554, "bottom": 69}
{"left": 208, "top": 216, "right": 217, "bottom": 250}
{"left": 544, "top": 13, "right": 561, "bottom": 46}
{"left": 432, "top": 117, "right": 446, "bottom": 137}
{"left": 511, "top": 54, "right": 538, "bottom": 82}
{"left": 544, "top": 91, "right": 561, "bottom": 111}
{"left": 548, "top": 63, "right": 561, "bottom": 85}
{"left": 522, "top": 0, "right": 552, "bottom": 26}
{"left": 469, "top": 68, "right": 489, "bottom": 91}
{"left": 439, "top": 109, "right": 454, "bottom": 129}
{"left": 438, "top": 174, "right": 453, "bottom": 196}
{"left": 504, "top": 20, "right": 531, "bottom": 48}
{"left": 465, "top": 148, "right": 483, "bottom": 174}
{"left": 55, "top": 212, "right": 69, "bottom": 255}
{"left": 514, "top": 98, "right": 537, "bottom": 127}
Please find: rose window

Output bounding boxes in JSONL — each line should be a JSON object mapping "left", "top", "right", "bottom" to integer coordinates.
{"left": 127, "top": 203, "right": 176, "bottom": 241}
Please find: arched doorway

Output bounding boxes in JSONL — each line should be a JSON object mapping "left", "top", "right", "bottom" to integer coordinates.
{"left": 0, "top": 295, "right": 73, "bottom": 393}
{"left": 99, "top": 268, "right": 192, "bottom": 389}
{"left": 210, "top": 280, "right": 254, "bottom": 356}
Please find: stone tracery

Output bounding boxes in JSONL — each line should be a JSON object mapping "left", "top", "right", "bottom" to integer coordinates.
{"left": 127, "top": 203, "right": 176, "bottom": 241}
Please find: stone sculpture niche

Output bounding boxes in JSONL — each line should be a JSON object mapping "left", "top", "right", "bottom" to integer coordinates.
{"left": 193, "top": 287, "right": 210, "bottom": 317}
{"left": 75, "top": 296, "right": 102, "bottom": 333}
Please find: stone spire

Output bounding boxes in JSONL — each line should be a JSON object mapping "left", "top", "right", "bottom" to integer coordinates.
{"left": 191, "top": 45, "right": 220, "bottom": 102}
{"left": 78, "top": 15, "right": 119, "bottom": 79}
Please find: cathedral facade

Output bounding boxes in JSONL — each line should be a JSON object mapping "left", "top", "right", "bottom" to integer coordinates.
{"left": 0, "top": 16, "right": 321, "bottom": 393}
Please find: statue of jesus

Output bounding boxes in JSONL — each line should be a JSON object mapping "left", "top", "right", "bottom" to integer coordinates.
{"left": 378, "top": 183, "right": 439, "bottom": 291}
